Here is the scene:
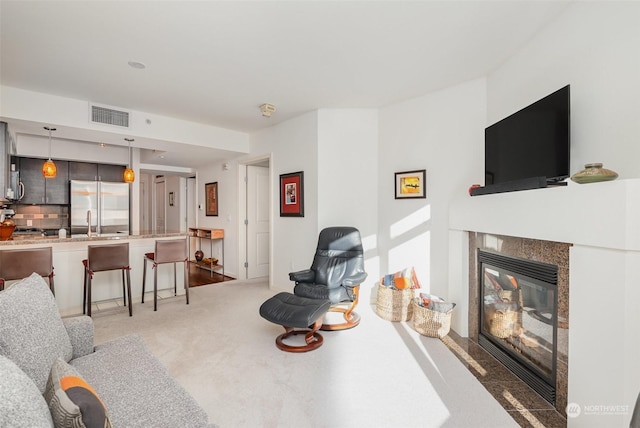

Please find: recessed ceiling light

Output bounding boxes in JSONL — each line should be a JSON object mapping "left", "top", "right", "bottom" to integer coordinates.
{"left": 128, "top": 61, "right": 146, "bottom": 70}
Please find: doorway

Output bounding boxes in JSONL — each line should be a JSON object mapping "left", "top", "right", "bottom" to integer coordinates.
{"left": 186, "top": 177, "right": 196, "bottom": 230}
{"left": 239, "top": 157, "right": 271, "bottom": 280}
{"left": 154, "top": 176, "right": 166, "bottom": 233}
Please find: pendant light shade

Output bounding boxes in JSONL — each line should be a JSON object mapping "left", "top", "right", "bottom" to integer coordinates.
{"left": 124, "top": 138, "right": 135, "bottom": 183}
{"left": 123, "top": 167, "right": 135, "bottom": 183}
{"left": 42, "top": 127, "right": 57, "bottom": 178}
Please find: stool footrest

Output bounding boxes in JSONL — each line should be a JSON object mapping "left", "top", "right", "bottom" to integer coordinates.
{"left": 260, "top": 292, "right": 331, "bottom": 352}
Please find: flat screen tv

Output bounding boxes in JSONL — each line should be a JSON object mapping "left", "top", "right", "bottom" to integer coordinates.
{"left": 485, "top": 85, "right": 570, "bottom": 186}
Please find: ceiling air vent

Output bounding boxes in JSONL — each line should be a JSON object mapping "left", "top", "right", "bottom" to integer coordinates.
{"left": 90, "top": 104, "right": 130, "bottom": 128}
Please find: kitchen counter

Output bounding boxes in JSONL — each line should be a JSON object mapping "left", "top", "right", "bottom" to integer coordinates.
{"left": 0, "top": 230, "right": 187, "bottom": 246}
{"left": 0, "top": 231, "right": 191, "bottom": 315}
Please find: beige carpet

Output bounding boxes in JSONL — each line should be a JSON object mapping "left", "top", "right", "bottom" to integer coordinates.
{"left": 91, "top": 279, "right": 518, "bottom": 428}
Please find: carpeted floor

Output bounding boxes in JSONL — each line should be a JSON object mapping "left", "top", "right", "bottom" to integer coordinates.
{"left": 91, "top": 279, "right": 519, "bottom": 428}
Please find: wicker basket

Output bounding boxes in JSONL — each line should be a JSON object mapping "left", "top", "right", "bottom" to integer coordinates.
{"left": 487, "top": 310, "right": 519, "bottom": 339}
{"left": 375, "top": 283, "right": 414, "bottom": 322}
{"left": 411, "top": 299, "right": 452, "bottom": 338}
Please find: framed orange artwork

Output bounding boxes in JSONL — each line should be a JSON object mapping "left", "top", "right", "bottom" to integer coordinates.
{"left": 205, "top": 182, "right": 218, "bottom": 216}
{"left": 395, "top": 169, "right": 426, "bottom": 199}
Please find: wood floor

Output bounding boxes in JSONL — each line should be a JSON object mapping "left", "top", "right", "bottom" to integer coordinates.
{"left": 188, "top": 262, "right": 234, "bottom": 287}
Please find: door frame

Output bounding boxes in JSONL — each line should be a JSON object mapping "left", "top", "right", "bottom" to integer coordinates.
{"left": 237, "top": 154, "right": 272, "bottom": 283}
{"left": 153, "top": 176, "right": 166, "bottom": 233}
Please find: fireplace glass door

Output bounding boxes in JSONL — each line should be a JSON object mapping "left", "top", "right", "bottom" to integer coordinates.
{"left": 479, "top": 250, "right": 557, "bottom": 398}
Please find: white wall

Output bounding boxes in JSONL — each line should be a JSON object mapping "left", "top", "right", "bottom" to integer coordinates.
{"left": 317, "top": 109, "right": 379, "bottom": 287}
{"left": 15, "top": 134, "right": 129, "bottom": 164}
{"left": 195, "top": 160, "right": 238, "bottom": 279}
{"left": 165, "top": 175, "right": 184, "bottom": 232}
{"left": 317, "top": 109, "right": 378, "bottom": 233}
{"left": 482, "top": 2, "right": 640, "bottom": 426}
{"left": 1, "top": 86, "right": 249, "bottom": 153}
{"left": 487, "top": 1, "right": 640, "bottom": 180}
{"left": 248, "top": 111, "right": 319, "bottom": 290}
{"left": 378, "top": 78, "right": 486, "bottom": 298}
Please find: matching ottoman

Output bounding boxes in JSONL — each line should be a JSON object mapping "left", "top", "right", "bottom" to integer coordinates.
{"left": 259, "top": 292, "right": 331, "bottom": 352}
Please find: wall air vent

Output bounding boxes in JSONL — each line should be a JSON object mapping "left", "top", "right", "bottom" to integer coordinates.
{"left": 90, "top": 104, "right": 130, "bottom": 128}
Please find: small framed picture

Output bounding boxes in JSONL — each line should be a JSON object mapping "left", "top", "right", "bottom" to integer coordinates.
{"left": 169, "top": 192, "right": 175, "bottom": 206}
{"left": 395, "top": 169, "right": 426, "bottom": 199}
{"left": 205, "top": 182, "right": 218, "bottom": 216}
{"left": 280, "top": 171, "right": 304, "bottom": 217}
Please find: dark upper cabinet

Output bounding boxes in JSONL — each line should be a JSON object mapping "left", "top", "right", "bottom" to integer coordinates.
{"left": 68, "top": 161, "right": 97, "bottom": 181}
{"left": 17, "top": 158, "right": 124, "bottom": 205}
{"left": 18, "top": 158, "right": 45, "bottom": 204}
{"left": 45, "top": 160, "right": 69, "bottom": 204}
{"left": 69, "top": 161, "right": 125, "bottom": 182}
{"left": 98, "top": 164, "right": 125, "bottom": 182}
{"left": 18, "top": 157, "right": 69, "bottom": 204}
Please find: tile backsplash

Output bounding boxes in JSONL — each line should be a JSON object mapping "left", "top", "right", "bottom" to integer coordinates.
{"left": 11, "top": 205, "right": 69, "bottom": 230}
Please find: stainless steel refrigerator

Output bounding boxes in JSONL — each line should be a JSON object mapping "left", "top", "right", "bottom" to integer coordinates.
{"left": 70, "top": 180, "right": 130, "bottom": 236}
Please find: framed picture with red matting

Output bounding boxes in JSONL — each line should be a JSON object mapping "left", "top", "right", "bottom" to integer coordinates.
{"left": 280, "top": 171, "right": 304, "bottom": 217}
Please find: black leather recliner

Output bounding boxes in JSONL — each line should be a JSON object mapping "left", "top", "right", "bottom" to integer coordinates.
{"left": 290, "top": 226, "right": 367, "bottom": 330}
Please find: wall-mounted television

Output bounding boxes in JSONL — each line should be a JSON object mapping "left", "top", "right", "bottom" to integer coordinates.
{"left": 485, "top": 85, "right": 570, "bottom": 188}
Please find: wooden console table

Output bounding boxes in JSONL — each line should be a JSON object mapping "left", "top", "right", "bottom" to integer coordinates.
{"left": 188, "top": 228, "right": 224, "bottom": 278}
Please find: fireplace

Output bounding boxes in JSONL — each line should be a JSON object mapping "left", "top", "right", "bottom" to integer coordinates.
{"left": 466, "top": 233, "right": 569, "bottom": 416}
{"left": 478, "top": 250, "right": 557, "bottom": 403}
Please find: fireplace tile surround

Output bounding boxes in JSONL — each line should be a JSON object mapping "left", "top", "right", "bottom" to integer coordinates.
{"left": 448, "top": 179, "right": 640, "bottom": 427}
{"left": 468, "top": 232, "right": 570, "bottom": 417}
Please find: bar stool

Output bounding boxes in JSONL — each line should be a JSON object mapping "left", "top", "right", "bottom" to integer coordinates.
{"left": 142, "top": 238, "right": 189, "bottom": 311}
{"left": 83, "top": 242, "right": 132, "bottom": 317}
{"left": 0, "top": 247, "right": 55, "bottom": 294}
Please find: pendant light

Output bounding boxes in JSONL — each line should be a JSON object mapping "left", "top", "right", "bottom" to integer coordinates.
{"left": 123, "top": 138, "right": 135, "bottom": 183}
{"left": 42, "top": 127, "right": 57, "bottom": 178}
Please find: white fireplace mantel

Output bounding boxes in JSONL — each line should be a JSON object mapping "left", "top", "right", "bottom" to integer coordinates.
{"left": 448, "top": 178, "right": 640, "bottom": 427}
{"left": 449, "top": 178, "right": 640, "bottom": 252}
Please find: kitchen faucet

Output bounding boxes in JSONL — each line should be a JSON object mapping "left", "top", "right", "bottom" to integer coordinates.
{"left": 86, "top": 210, "right": 92, "bottom": 237}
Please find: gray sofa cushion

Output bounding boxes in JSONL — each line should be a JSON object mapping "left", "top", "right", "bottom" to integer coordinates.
{"left": 0, "top": 273, "right": 73, "bottom": 393}
{"left": 62, "top": 316, "right": 94, "bottom": 359}
{"left": 71, "top": 334, "right": 211, "bottom": 428}
{"left": 0, "top": 355, "right": 53, "bottom": 428}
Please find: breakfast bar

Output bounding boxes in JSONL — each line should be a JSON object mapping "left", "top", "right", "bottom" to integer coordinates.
{"left": 0, "top": 231, "right": 188, "bottom": 316}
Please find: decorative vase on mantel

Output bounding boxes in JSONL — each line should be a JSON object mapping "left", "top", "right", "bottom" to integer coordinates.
{"left": 570, "top": 163, "right": 618, "bottom": 184}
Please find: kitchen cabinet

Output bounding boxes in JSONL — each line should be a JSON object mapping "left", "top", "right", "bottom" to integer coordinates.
{"left": 69, "top": 162, "right": 125, "bottom": 182}
{"left": 68, "top": 161, "right": 97, "bottom": 181}
{"left": 18, "top": 157, "right": 69, "bottom": 204}
{"left": 98, "top": 164, "right": 126, "bottom": 182}
{"left": 15, "top": 157, "right": 126, "bottom": 205}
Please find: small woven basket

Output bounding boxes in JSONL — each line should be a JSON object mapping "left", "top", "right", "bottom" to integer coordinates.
{"left": 375, "top": 283, "right": 414, "bottom": 322}
{"left": 488, "top": 310, "right": 519, "bottom": 338}
{"left": 498, "top": 289, "right": 523, "bottom": 326}
{"left": 411, "top": 299, "right": 452, "bottom": 338}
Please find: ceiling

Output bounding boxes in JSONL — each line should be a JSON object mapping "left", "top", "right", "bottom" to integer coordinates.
{"left": 0, "top": 0, "right": 571, "bottom": 169}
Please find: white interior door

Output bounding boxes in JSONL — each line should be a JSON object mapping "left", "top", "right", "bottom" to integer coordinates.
{"left": 154, "top": 178, "right": 166, "bottom": 233}
{"left": 247, "top": 165, "right": 270, "bottom": 278}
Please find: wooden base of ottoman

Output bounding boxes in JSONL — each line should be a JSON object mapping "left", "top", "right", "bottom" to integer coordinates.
{"left": 275, "top": 319, "right": 324, "bottom": 352}
{"left": 260, "top": 292, "right": 331, "bottom": 353}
